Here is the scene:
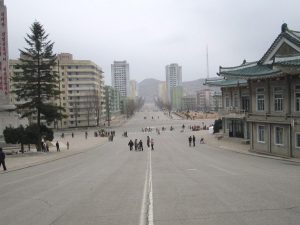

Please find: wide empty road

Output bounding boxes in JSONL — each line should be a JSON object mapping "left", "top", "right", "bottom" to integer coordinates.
{"left": 0, "top": 109, "right": 300, "bottom": 225}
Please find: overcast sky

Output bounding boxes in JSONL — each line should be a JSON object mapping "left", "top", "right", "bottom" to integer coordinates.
{"left": 6, "top": 0, "right": 300, "bottom": 85}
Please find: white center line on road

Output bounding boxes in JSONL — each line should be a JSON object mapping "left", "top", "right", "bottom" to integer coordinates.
{"left": 139, "top": 149, "right": 154, "bottom": 225}
{"left": 148, "top": 149, "right": 154, "bottom": 225}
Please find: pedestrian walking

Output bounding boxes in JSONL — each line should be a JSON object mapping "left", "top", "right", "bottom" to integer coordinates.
{"left": 151, "top": 138, "right": 154, "bottom": 150}
{"left": 128, "top": 139, "right": 134, "bottom": 151}
{"left": 0, "top": 147, "right": 7, "bottom": 171}
{"left": 67, "top": 141, "right": 70, "bottom": 150}
{"left": 85, "top": 131, "right": 88, "bottom": 139}
{"left": 134, "top": 139, "right": 138, "bottom": 151}
{"left": 147, "top": 136, "right": 150, "bottom": 148}
{"left": 139, "top": 140, "right": 144, "bottom": 151}
{"left": 188, "top": 136, "right": 192, "bottom": 147}
{"left": 56, "top": 141, "right": 60, "bottom": 152}
{"left": 192, "top": 135, "right": 196, "bottom": 147}
{"left": 46, "top": 142, "right": 49, "bottom": 152}
{"left": 72, "top": 132, "right": 74, "bottom": 138}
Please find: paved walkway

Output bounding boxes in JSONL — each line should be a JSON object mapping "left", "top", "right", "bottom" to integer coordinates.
{"left": 1, "top": 130, "right": 108, "bottom": 173}
{"left": 200, "top": 131, "right": 300, "bottom": 163}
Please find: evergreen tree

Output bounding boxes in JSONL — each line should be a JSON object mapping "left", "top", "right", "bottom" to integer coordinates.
{"left": 11, "top": 21, "right": 64, "bottom": 151}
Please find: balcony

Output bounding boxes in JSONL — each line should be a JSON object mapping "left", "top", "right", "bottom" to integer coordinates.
{"left": 218, "top": 107, "right": 248, "bottom": 119}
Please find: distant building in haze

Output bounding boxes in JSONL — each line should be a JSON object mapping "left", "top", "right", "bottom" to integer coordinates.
{"left": 196, "top": 89, "right": 214, "bottom": 111}
{"left": 158, "top": 82, "right": 168, "bottom": 104}
{"left": 129, "top": 80, "right": 138, "bottom": 98}
{"left": 166, "top": 63, "right": 182, "bottom": 102}
{"left": 111, "top": 60, "right": 130, "bottom": 97}
{"left": 171, "top": 86, "right": 183, "bottom": 110}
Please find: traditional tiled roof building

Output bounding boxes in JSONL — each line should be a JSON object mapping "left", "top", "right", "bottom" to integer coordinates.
{"left": 207, "top": 24, "right": 300, "bottom": 158}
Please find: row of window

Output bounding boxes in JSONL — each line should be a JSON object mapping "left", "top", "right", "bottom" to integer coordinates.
{"left": 257, "top": 125, "right": 300, "bottom": 148}
{"left": 257, "top": 125, "right": 283, "bottom": 145}
{"left": 225, "top": 86, "right": 300, "bottom": 112}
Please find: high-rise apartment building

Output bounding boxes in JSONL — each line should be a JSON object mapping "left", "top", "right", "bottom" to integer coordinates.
{"left": 0, "top": 0, "right": 9, "bottom": 96}
{"left": 111, "top": 61, "right": 129, "bottom": 97}
{"left": 9, "top": 53, "right": 105, "bottom": 128}
{"left": 166, "top": 63, "right": 182, "bottom": 102}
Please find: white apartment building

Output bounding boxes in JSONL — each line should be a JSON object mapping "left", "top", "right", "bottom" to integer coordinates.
{"left": 166, "top": 63, "right": 182, "bottom": 102}
{"left": 111, "top": 61, "right": 129, "bottom": 97}
{"left": 9, "top": 53, "right": 105, "bottom": 128}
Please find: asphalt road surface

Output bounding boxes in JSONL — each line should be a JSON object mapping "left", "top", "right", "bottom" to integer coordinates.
{"left": 0, "top": 108, "right": 299, "bottom": 225}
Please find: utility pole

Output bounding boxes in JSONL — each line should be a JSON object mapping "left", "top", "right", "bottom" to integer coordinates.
{"left": 206, "top": 45, "right": 209, "bottom": 79}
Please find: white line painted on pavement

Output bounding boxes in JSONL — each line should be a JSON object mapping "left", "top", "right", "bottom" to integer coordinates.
{"left": 139, "top": 148, "right": 154, "bottom": 225}
{"left": 148, "top": 149, "right": 154, "bottom": 225}
{"left": 208, "top": 163, "right": 237, "bottom": 176}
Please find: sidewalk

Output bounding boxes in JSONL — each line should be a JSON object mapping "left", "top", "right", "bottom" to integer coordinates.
{"left": 0, "top": 133, "right": 108, "bottom": 173}
{"left": 200, "top": 131, "right": 300, "bottom": 163}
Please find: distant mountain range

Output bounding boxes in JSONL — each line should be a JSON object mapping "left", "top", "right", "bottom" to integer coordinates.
{"left": 137, "top": 78, "right": 220, "bottom": 103}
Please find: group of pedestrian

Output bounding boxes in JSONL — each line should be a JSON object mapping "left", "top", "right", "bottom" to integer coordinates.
{"left": 146, "top": 136, "right": 154, "bottom": 150}
{"left": 188, "top": 135, "right": 205, "bottom": 147}
{"left": 128, "top": 136, "right": 154, "bottom": 151}
{"left": 128, "top": 139, "right": 144, "bottom": 151}
{"left": 188, "top": 135, "right": 196, "bottom": 147}
{"left": 41, "top": 141, "right": 50, "bottom": 152}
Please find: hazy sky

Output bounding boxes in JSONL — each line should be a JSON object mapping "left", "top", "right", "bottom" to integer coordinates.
{"left": 6, "top": 0, "right": 300, "bottom": 85}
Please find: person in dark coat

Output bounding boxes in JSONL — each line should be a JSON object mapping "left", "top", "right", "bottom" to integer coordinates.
{"left": 128, "top": 140, "right": 134, "bottom": 151}
{"left": 134, "top": 139, "right": 138, "bottom": 151}
{"left": 188, "top": 136, "right": 192, "bottom": 147}
{"left": 139, "top": 140, "right": 143, "bottom": 151}
{"left": 0, "top": 148, "right": 7, "bottom": 171}
{"left": 192, "top": 135, "right": 196, "bottom": 147}
{"left": 147, "top": 136, "right": 150, "bottom": 148}
{"left": 151, "top": 138, "right": 154, "bottom": 150}
{"left": 56, "top": 141, "right": 60, "bottom": 152}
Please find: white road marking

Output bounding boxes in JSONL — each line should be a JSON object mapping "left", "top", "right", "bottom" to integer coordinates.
{"left": 148, "top": 149, "right": 154, "bottom": 225}
{"left": 187, "top": 168, "right": 197, "bottom": 171}
{"left": 208, "top": 163, "right": 237, "bottom": 175}
{"left": 139, "top": 149, "right": 154, "bottom": 225}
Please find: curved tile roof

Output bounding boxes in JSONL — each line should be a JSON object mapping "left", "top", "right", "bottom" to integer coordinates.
{"left": 220, "top": 64, "right": 281, "bottom": 78}
{"left": 204, "top": 78, "right": 247, "bottom": 87}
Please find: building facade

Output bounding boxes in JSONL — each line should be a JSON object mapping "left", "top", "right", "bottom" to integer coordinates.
{"left": 129, "top": 80, "right": 138, "bottom": 98}
{"left": 196, "top": 89, "right": 214, "bottom": 112}
{"left": 182, "top": 95, "right": 197, "bottom": 111}
{"left": 111, "top": 60, "right": 130, "bottom": 97}
{"left": 9, "top": 53, "right": 105, "bottom": 128}
{"left": 0, "top": 0, "right": 9, "bottom": 96}
{"left": 208, "top": 24, "right": 300, "bottom": 158}
{"left": 166, "top": 63, "right": 182, "bottom": 102}
{"left": 171, "top": 86, "right": 183, "bottom": 110}
{"left": 104, "top": 85, "right": 121, "bottom": 125}
{"left": 205, "top": 78, "right": 249, "bottom": 139}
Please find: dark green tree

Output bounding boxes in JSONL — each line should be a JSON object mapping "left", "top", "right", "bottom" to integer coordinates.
{"left": 11, "top": 21, "right": 64, "bottom": 151}
{"left": 3, "top": 124, "right": 54, "bottom": 153}
{"left": 213, "top": 119, "right": 222, "bottom": 134}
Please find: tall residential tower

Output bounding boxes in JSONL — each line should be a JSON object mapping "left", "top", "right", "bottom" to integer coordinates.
{"left": 166, "top": 63, "right": 182, "bottom": 102}
{"left": 111, "top": 60, "right": 130, "bottom": 97}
